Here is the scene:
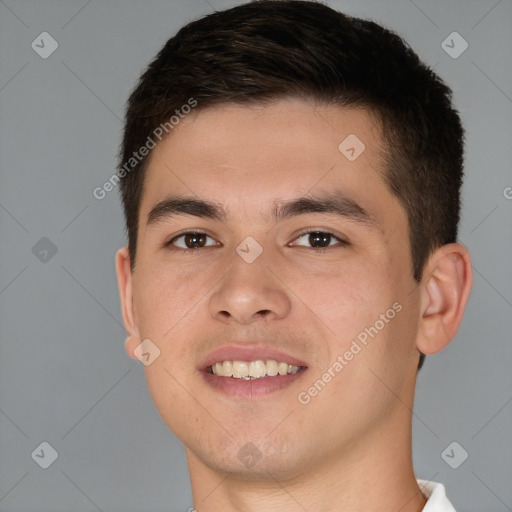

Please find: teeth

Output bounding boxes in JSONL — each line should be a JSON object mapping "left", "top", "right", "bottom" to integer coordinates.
{"left": 231, "top": 361, "right": 249, "bottom": 378}
{"left": 222, "top": 360, "right": 233, "bottom": 377}
{"left": 266, "top": 359, "right": 279, "bottom": 376}
{"left": 249, "top": 360, "right": 266, "bottom": 378}
{"left": 278, "top": 362, "right": 288, "bottom": 375}
{"left": 210, "top": 359, "right": 303, "bottom": 379}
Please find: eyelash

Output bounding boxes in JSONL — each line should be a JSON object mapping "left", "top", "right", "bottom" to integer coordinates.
{"left": 292, "top": 230, "right": 349, "bottom": 252}
{"left": 166, "top": 230, "right": 349, "bottom": 253}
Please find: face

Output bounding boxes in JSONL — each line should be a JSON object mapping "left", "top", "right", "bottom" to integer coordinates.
{"left": 120, "top": 99, "right": 423, "bottom": 479}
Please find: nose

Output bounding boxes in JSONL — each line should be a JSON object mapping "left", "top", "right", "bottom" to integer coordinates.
{"left": 208, "top": 256, "right": 292, "bottom": 325}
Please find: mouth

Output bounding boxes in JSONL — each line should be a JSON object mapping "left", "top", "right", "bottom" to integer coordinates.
{"left": 207, "top": 359, "right": 306, "bottom": 379}
{"left": 200, "top": 347, "right": 308, "bottom": 398}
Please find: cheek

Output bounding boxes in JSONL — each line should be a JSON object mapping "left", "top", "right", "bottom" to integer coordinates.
{"left": 296, "top": 255, "right": 396, "bottom": 333}
{"left": 132, "top": 264, "right": 209, "bottom": 367}
{"left": 134, "top": 263, "right": 200, "bottom": 323}
{"left": 293, "top": 248, "right": 414, "bottom": 376}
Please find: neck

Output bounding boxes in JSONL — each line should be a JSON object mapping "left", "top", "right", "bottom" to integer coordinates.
{"left": 185, "top": 406, "right": 427, "bottom": 512}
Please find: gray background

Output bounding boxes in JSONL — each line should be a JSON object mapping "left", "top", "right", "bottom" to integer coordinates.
{"left": 0, "top": 0, "right": 511, "bottom": 510}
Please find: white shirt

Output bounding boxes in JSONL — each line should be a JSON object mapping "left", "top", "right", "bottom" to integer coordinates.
{"left": 418, "top": 479, "right": 457, "bottom": 511}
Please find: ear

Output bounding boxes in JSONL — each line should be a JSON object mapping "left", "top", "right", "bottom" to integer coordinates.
{"left": 115, "top": 247, "right": 141, "bottom": 360}
{"left": 416, "top": 243, "right": 473, "bottom": 355}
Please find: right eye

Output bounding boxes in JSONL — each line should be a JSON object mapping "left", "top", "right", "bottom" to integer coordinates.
{"left": 167, "top": 231, "right": 218, "bottom": 250}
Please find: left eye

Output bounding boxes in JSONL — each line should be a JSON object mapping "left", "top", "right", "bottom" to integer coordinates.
{"left": 292, "top": 231, "right": 346, "bottom": 249}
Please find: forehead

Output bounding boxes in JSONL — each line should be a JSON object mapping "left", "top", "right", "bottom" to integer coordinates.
{"left": 139, "top": 99, "right": 402, "bottom": 230}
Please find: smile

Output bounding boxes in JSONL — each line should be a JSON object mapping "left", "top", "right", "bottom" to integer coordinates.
{"left": 208, "top": 359, "right": 305, "bottom": 379}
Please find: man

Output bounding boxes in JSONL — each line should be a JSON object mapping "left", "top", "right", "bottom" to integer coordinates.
{"left": 115, "top": 1, "right": 472, "bottom": 510}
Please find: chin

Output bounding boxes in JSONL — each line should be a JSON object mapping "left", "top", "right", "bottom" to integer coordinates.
{"left": 187, "top": 433, "right": 311, "bottom": 482}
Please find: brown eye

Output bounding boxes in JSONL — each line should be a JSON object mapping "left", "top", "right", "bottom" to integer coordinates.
{"left": 293, "top": 231, "right": 348, "bottom": 250}
{"left": 184, "top": 233, "right": 206, "bottom": 248}
{"left": 169, "top": 232, "right": 216, "bottom": 250}
{"left": 308, "top": 232, "right": 331, "bottom": 248}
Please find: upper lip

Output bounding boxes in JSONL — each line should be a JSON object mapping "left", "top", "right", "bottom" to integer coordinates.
{"left": 200, "top": 345, "right": 308, "bottom": 371}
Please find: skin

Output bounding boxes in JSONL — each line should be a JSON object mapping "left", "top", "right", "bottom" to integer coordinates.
{"left": 116, "top": 98, "right": 472, "bottom": 512}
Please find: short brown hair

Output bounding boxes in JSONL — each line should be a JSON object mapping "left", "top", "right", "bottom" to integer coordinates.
{"left": 118, "top": 0, "right": 466, "bottom": 370}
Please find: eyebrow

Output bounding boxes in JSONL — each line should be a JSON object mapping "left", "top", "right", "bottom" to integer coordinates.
{"left": 146, "top": 191, "right": 377, "bottom": 229}
{"left": 272, "top": 193, "right": 375, "bottom": 227}
{"left": 147, "top": 196, "right": 227, "bottom": 224}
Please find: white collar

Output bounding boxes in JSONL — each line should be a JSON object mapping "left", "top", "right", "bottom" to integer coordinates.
{"left": 417, "top": 479, "right": 457, "bottom": 512}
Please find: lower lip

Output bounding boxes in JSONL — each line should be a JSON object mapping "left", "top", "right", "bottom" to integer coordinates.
{"left": 201, "top": 369, "right": 307, "bottom": 398}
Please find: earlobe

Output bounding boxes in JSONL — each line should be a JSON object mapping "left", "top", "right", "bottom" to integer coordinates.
{"left": 115, "top": 247, "right": 141, "bottom": 360}
{"left": 416, "top": 243, "right": 473, "bottom": 355}
{"left": 124, "top": 334, "right": 140, "bottom": 360}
